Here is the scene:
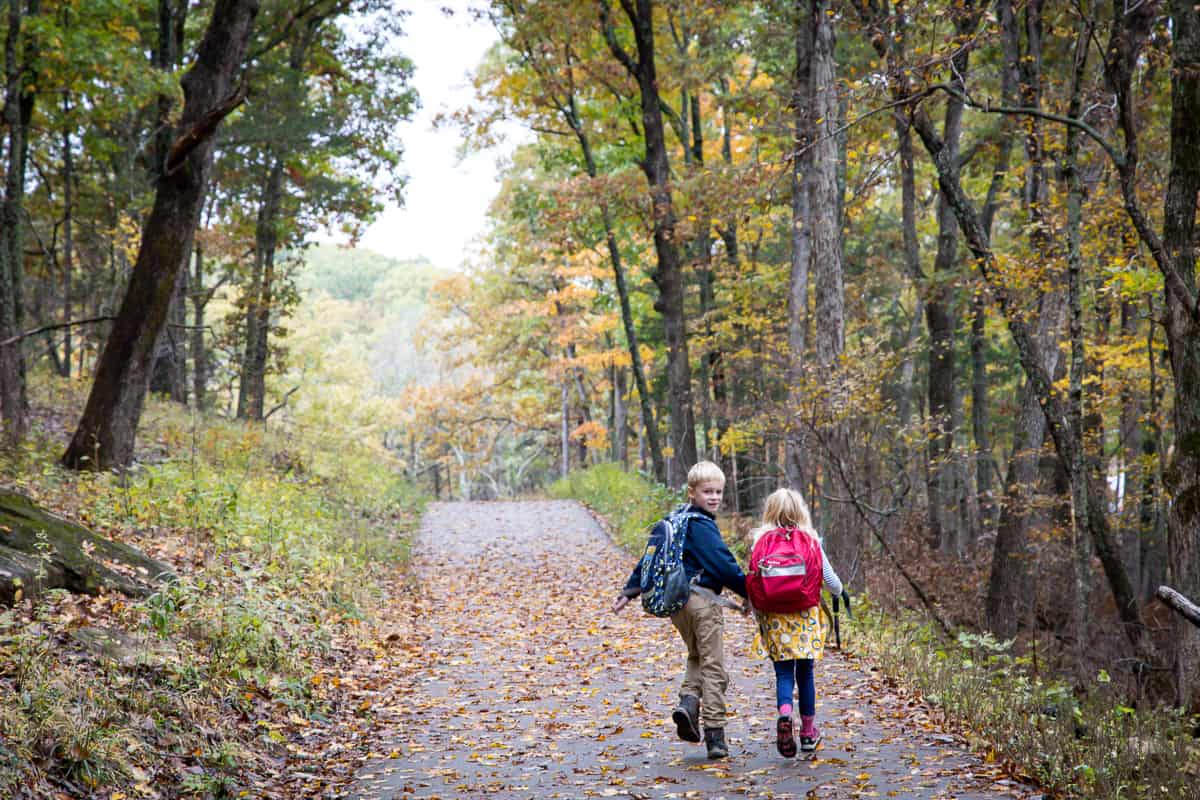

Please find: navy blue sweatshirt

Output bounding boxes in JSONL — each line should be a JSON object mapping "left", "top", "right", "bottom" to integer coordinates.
{"left": 622, "top": 504, "right": 748, "bottom": 598}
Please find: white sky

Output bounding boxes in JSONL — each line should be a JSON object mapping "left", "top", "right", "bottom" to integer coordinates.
{"left": 351, "top": 1, "right": 512, "bottom": 268}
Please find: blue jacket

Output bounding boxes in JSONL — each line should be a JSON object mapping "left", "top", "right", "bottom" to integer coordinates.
{"left": 622, "top": 504, "right": 747, "bottom": 598}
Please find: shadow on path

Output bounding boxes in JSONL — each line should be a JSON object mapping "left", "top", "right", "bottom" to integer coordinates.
{"left": 351, "top": 501, "right": 1040, "bottom": 800}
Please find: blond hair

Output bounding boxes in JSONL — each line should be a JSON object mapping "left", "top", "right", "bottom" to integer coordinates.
{"left": 754, "top": 488, "right": 817, "bottom": 544}
{"left": 686, "top": 460, "right": 725, "bottom": 489}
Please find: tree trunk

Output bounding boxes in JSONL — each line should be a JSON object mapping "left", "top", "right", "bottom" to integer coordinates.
{"left": 0, "top": 0, "right": 37, "bottom": 445}
{"left": 602, "top": 0, "right": 698, "bottom": 479}
{"left": 809, "top": 0, "right": 855, "bottom": 581}
{"left": 560, "top": 380, "right": 569, "bottom": 479}
{"left": 191, "top": 243, "right": 208, "bottom": 410}
{"left": 784, "top": 0, "right": 812, "bottom": 489}
{"left": 613, "top": 364, "right": 628, "bottom": 467}
{"left": 1161, "top": 0, "right": 1200, "bottom": 708}
{"left": 561, "top": 66, "right": 664, "bottom": 481}
{"left": 237, "top": 158, "right": 284, "bottom": 420}
{"left": 891, "top": 10, "right": 923, "bottom": 434}
{"left": 150, "top": 274, "right": 188, "bottom": 402}
{"left": 924, "top": 15, "right": 970, "bottom": 554}
{"left": 971, "top": 290, "right": 994, "bottom": 528}
{"left": 61, "top": 94, "right": 74, "bottom": 379}
{"left": 62, "top": 0, "right": 260, "bottom": 470}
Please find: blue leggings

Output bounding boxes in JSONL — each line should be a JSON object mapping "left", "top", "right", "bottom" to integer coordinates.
{"left": 773, "top": 659, "right": 815, "bottom": 716}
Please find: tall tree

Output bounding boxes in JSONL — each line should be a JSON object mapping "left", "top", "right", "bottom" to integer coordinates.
{"left": 0, "top": 0, "right": 38, "bottom": 445}
{"left": 600, "top": 0, "right": 698, "bottom": 480}
{"left": 62, "top": 0, "right": 260, "bottom": 470}
{"left": 784, "top": 0, "right": 812, "bottom": 489}
{"left": 1148, "top": 0, "right": 1200, "bottom": 706}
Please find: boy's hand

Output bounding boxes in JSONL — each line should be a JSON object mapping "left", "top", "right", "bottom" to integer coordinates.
{"left": 611, "top": 595, "right": 630, "bottom": 614}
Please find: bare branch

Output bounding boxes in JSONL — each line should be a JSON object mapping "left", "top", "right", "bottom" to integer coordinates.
{"left": 0, "top": 316, "right": 116, "bottom": 348}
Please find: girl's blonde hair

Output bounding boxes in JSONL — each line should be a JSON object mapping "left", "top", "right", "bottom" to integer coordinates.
{"left": 753, "top": 488, "right": 817, "bottom": 544}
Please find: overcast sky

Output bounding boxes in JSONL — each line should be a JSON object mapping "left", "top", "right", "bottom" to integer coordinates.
{"left": 349, "top": 1, "right": 513, "bottom": 269}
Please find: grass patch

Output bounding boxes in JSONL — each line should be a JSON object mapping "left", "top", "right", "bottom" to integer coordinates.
{"left": 547, "top": 463, "right": 678, "bottom": 550}
{"left": 851, "top": 601, "right": 1200, "bottom": 799}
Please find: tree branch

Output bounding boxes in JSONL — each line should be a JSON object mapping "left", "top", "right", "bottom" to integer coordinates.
{"left": 0, "top": 316, "right": 116, "bottom": 348}
{"left": 264, "top": 385, "right": 301, "bottom": 420}
{"left": 164, "top": 78, "right": 250, "bottom": 175}
{"left": 598, "top": 0, "right": 637, "bottom": 78}
{"left": 1156, "top": 586, "right": 1200, "bottom": 630}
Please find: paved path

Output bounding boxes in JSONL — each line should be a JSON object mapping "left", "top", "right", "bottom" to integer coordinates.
{"left": 351, "top": 501, "right": 1039, "bottom": 800}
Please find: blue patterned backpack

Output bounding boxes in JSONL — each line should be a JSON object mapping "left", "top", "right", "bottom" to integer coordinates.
{"left": 639, "top": 506, "right": 703, "bottom": 617}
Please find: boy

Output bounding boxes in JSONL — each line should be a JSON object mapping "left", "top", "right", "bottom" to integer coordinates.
{"left": 612, "top": 461, "right": 748, "bottom": 759}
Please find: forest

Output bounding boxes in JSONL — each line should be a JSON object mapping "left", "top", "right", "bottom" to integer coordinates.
{"left": 417, "top": 0, "right": 1200, "bottom": 712}
{"left": 0, "top": 0, "right": 1198, "bottom": 797}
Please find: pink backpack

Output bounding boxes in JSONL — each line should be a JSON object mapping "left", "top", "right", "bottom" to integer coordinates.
{"left": 746, "top": 527, "right": 823, "bottom": 613}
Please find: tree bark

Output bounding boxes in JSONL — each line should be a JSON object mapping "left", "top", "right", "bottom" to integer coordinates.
{"left": 924, "top": 16, "right": 970, "bottom": 553}
{"left": 613, "top": 363, "right": 628, "bottom": 467}
{"left": 985, "top": 291, "right": 1067, "bottom": 637}
{"left": 0, "top": 0, "right": 37, "bottom": 445}
{"left": 601, "top": 0, "right": 698, "bottom": 479}
{"left": 237, "top": 158, "right": 284, "bottom": 420}
{"left": 970, "top": 290, "right": 994, "bottom": 528}
{"left": 150, "top": 276, "right": 188, "bottom": 402}
{"left": 1160, "top": 0, "right": 1200, "bottom": 708}
{"left": 62, "top": 0, "right": 260, "bottom": 470}
{"left": 191, "top": 243, "right": 208, "bottom": 410}
{"left": 1157, "top": 586, "right": 1200, "bottom": 630}
{"left": 784, "top": 0, "right": 812, "bottom": 489}
{"left": 61, "top": 93, "right": 74, "bottom": 379}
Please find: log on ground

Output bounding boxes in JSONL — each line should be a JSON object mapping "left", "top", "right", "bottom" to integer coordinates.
{"left": 0, "top": 489, "right": 175, "bottom": 604}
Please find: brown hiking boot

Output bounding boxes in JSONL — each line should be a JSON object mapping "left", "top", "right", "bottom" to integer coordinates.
{"left": 704, "top": 727, "right": 728, "bottom": 759}
{"left": 672, "top": 694, "right": 701, "bottom": 743}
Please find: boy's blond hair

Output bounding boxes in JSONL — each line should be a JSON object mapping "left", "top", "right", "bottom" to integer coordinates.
{"left": 686, "top": 460, "right": 726, "bottom": 488}
{"left": 753, "top": 488, "right": 816, "bottom": 544}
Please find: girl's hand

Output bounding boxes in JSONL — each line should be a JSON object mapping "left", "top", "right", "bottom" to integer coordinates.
{"left": 611, "top": 595, "right": 630, "bottom": 614}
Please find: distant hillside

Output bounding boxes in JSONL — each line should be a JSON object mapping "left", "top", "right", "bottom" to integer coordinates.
{"left": 291, "top": 244, "right": 450, "bottom": 396}
{"left": 298, "top": 244, "right": 445, "bottom": 306}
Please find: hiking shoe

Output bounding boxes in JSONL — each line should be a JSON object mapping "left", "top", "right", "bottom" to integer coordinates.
{"left": 799, "top": 728, "right": 822, "bottom": 752}
{"left": 672, "top": 694, "right": 702, "bottom": 743}
{"left": 775, "top": 715, "right": 797, "bottom": 758}
{"left": 704, "top": 727, "right": 729, "bottom": 759}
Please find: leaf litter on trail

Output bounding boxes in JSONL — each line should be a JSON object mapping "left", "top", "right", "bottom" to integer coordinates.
{"left": 345, "top": 501, "right": 1044, "bottom": 800}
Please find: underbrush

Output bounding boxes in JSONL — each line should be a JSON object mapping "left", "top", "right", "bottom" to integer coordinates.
{"left": 0, "top": 381, "right": 425, "bottom": 797}
{"left": 852, "top": 603, "right": 1200, "bottom": 799}
{"left": 548, "top": 462, "right": 677, "bottom": 550}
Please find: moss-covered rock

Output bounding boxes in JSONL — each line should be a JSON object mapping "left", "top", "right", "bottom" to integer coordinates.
{"left": 0, "top": 489, "right": 174, "bottom": 604}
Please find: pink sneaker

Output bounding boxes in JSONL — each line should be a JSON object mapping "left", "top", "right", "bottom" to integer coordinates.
{"left": 799, "top": 715, "right": 822, "bottom": 752}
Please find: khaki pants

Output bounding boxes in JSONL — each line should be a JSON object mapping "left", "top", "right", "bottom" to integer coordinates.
{"left": 670, "top": 589, "right": 729, "bottom": 729}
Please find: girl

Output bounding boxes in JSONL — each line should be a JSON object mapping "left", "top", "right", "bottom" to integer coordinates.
{"left": 748, "top": 488, "right": 843, "bottom": 757}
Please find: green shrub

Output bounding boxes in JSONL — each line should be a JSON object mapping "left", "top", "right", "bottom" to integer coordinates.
{"left": 547, "top": 463, "right": 677, "bottom": 550}
{"left": 852, "top": 601, "right": 1200, "bottom": 799}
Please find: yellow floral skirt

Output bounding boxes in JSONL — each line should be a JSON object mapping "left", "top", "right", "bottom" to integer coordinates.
{"left": 751, "top": 605, "right": 828, "bottom": 661}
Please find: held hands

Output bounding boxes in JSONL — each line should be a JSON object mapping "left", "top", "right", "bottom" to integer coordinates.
{"left": 611, "top": 595, "right": 630, "bottom": 614}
